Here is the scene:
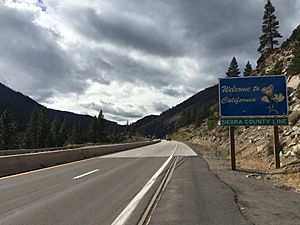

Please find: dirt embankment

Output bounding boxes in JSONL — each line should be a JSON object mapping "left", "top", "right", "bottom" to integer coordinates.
{"left": 173, "top": 75, "right": 300, "bottom": 191}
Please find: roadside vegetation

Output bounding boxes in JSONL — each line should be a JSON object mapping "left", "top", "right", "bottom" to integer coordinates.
{"left": 0, "top": 109, "right": 132, "bottom": 150}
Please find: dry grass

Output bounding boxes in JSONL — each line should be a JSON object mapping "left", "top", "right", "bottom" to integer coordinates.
{"left": 238, "top": 159, "right": 271, "bottom": 171}
{"left": 273, "top": 173, "right": 300, "bottom": 190}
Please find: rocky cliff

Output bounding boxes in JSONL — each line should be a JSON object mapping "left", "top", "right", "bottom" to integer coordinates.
{"left": 174, "top": 76, "right": 300, "bottom": 189}
{"left": 173, "top": 25, "right": 300, "bottom": 191}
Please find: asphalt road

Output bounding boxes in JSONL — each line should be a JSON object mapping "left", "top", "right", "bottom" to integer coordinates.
{"left": 0, "top": 141, "right": 180, "bottom": 225}
{"left": 0, "top": 141, "right": 251, "bottom": 225}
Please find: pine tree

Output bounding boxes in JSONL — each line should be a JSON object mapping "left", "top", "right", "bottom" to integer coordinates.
{"left": 69, "top": 122, "right": 84, "bottom": 145}
{"left": 226, "top": 57, "right": 240, "bottom": 77}
{"left": 88, "top": 116, "right": 98, "bottom": 143}
{"left": 77, "top": 123, "right": 85, "bottom": 144}
{"left": 24, "top": 109, "right": 39, "bottom": 148}
{"left": 37, "top": 110, "right": 51, "bottom": 148}
{"left": 288, "top": 46, "right": 300, "bottom": 76}
{"left": 69, "top": 122, "right": 77, "bottom": 145}
{"left": 0, "top": 111, "right": 17, "bottom": 150}
{"left": 24, "top": 109, "right": 52, "bottom": 148}
{"left": 58, "top": 119, "right": 68, "bottom": 146}
{"left": 258, "top": 0, "right": 282, "bottom": 53}
{"left": 97, "top": 110, "right": 106, "bottom": 143}
{"left": 243, "top": 61, "right": 253, "bottom": 76}
{"left": 50, "top": 117, "right": 61, "bottom": 147}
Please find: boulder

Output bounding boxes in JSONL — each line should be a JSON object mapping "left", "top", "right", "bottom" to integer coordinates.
{"left": 288, "top": 142, "right": 297, "bottom": 148}
{"left": 292, "top": 144, "right": 300, "bottom": 155}
{"left": 257, "top": 145, "right": 264, "bottom": 152}
{"left": 287, "top": 75, "right": 300, "bottom": 92}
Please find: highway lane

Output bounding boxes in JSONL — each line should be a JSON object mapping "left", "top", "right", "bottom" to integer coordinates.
{"left": 0, "top": 141, "right": 189, "bottom": 225}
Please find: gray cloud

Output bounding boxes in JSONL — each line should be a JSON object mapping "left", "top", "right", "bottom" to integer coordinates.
{"left": 81, "top": 102, "right": 143, "bottom": 120}
{"left": 0, "top": 4, "right": 87, "bottom": 100}
{"left": 163, "top": 87, "right": 186, "bottom": 97}
{"left": 152, "top": 102, "right": 170, "bottom": 112}
{"left": 0, "top": 0, "right": 299, "bottom": 123}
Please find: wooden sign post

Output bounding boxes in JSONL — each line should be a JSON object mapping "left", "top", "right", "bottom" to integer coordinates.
{"left": 273, "top": 126, "right": 280, "bottom": 169}
{"left": 229, "top": 127, "right": 236, "bottom": 170}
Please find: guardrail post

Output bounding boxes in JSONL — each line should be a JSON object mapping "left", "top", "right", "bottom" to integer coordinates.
{"left": 229, "top": 126, "right": 236, "bottom": 170}
{"left": 273, "top": 126, "right": 280, "bottom": 169}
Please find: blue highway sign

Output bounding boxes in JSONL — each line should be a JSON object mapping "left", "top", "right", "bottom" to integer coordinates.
{"left": 219, "top": 75, "right": 288, "bottom": 117}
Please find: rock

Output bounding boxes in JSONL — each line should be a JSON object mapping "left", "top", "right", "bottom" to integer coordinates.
{"left": 285, "top": 150, "right": 292, "bottom": 156}
{"left": 292, "top": 144, "right": 300, "bottom": 155}
{"left": 293, "top": 104, "right": 300, "bottom": 111}
{"left": 246, "top": 173, "right": 260, "bottom": 178}
{"left": 256, "top": 176, "right": 263, "bottom": 180}
{"left": 287, "top": 75, "right": 300, "bottom": 91}
{"left": 283, "top": 130, "right": 292, "bottom": 136}
{"left": 288, "top": 142, "right": 297, "bottom": 148}
{"left": 257, "top": 145, "right": 264, "bottom": 152}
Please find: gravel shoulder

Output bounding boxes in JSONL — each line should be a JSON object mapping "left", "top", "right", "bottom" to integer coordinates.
{"left": 188, "top": 144, "right": 300, "bottom": 225}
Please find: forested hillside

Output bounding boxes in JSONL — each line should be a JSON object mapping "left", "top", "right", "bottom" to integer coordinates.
{"left": 0, "top": 83, "right": 124, "bottom": 149}
{"left": 132, "top": 85, "right": 218, "bottom": 138}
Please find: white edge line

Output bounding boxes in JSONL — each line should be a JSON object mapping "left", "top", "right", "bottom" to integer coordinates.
{"left": 73, "top": 169, "right": 99, "bottom": 179}
{"left": 111, "top": 143, "right": 178, "bottom": 225}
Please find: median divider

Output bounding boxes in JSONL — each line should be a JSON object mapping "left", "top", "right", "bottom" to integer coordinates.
{"left": 0, "top": 141, "right": 160, "bottom": 178}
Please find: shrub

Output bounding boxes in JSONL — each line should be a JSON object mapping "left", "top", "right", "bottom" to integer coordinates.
{"left": 267, "top": 62, "right": 284, "bottom": 75}
{"left": 207, "top": 114, "right": 219, "bottom": 131}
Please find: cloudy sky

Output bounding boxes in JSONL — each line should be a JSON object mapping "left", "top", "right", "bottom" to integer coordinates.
{"left": 0, "top": 0, "right": 299, "bottom": 124}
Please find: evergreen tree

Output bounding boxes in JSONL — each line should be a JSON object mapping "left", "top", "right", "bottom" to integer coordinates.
{"left": 77, "top": 123, "right": 85, "bottom": 144}
{"left": 181, "top": 110, "right": 192, "bottom": 126}
{"left": 50, "top": 117, "right": 61, "bottom": 147}
{"left": 37, "top": 110, "right": 51, "bottom": 148}
{"left": 24, "top": 109, "right": 39, "bottom": 148}
{"left": 69, "top": 122, "right": 84, "bottom": 144}
{"left": 69, "top": 122, "right": 77, "bottom": 145}
{"left": 258, "top": 0, "right": 282, "bottom": 53}
{"left": 243, "top": 61, "right": 253, "bottom": 76}
{"left": 59, "top": 119, "right": 68, "bottom": 146}
{"left": 288, "top": 46, "right": 300, "bottom": 76}
{"left": 97, "top": 110, "right": 106, "bottom": 142}
{"left": 24, "top": 109, "right": 52, "bottom": 148}
{"left": 0, "top": 111, "right": 17, "bottom": 150}
{"left": 226, "top": 57, "right": 240, "bottom": 77}
{"left": 88, "top": 116, "right": 98, "bottom": 143}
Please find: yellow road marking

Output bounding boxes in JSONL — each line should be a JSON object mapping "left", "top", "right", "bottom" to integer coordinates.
{"left": 0, "top": 157, "right": 96, "bottom": 180}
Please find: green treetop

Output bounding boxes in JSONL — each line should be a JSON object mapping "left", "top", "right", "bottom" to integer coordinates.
{"left": 258, "top": 0, "right": 282, "bottom": 53}
{"left": 0, "top": 111, "right": 17, "bottom": 150}
{"left": 243, "top": 61, "right": 253, "bottom": 77}
{"left": 226, "top": 57, "right": 240, "bottom": 77}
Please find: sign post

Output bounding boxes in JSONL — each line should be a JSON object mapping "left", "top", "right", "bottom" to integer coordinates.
{"left": 229, "top": 127, "right": 236, "bottom": 170}
{"left": 273, "top": 126, "right": 280, "bottom": 169}
{"left": 219, "top": 75, "right": 288, "bottom": 170}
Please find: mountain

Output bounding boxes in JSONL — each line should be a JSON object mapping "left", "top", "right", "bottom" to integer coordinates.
{"left": 0, "top": 83, "right": 122, "bottom": 133}
{"left": 132, "top": 85, "right": 218, "bottom": 137}
{"left": 172, "top": 25, "right": 300, "bottom": 190}
{"left": 255, "top": 25, "right": 300, "bottom": 76}
{"left": 134, "top": 25, "right": 300, "bottom": 140}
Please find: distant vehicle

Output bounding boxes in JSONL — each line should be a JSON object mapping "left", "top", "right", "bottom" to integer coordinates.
{"left": 166, "top": 134, "right": 171, "bottom": 141}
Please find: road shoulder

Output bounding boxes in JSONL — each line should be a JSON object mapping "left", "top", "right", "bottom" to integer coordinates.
{"left": 189, "top": 144, "right": 300, "bottom": 225}
{"left": 149, "top": 154, "right": 252, "bottom": 225}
